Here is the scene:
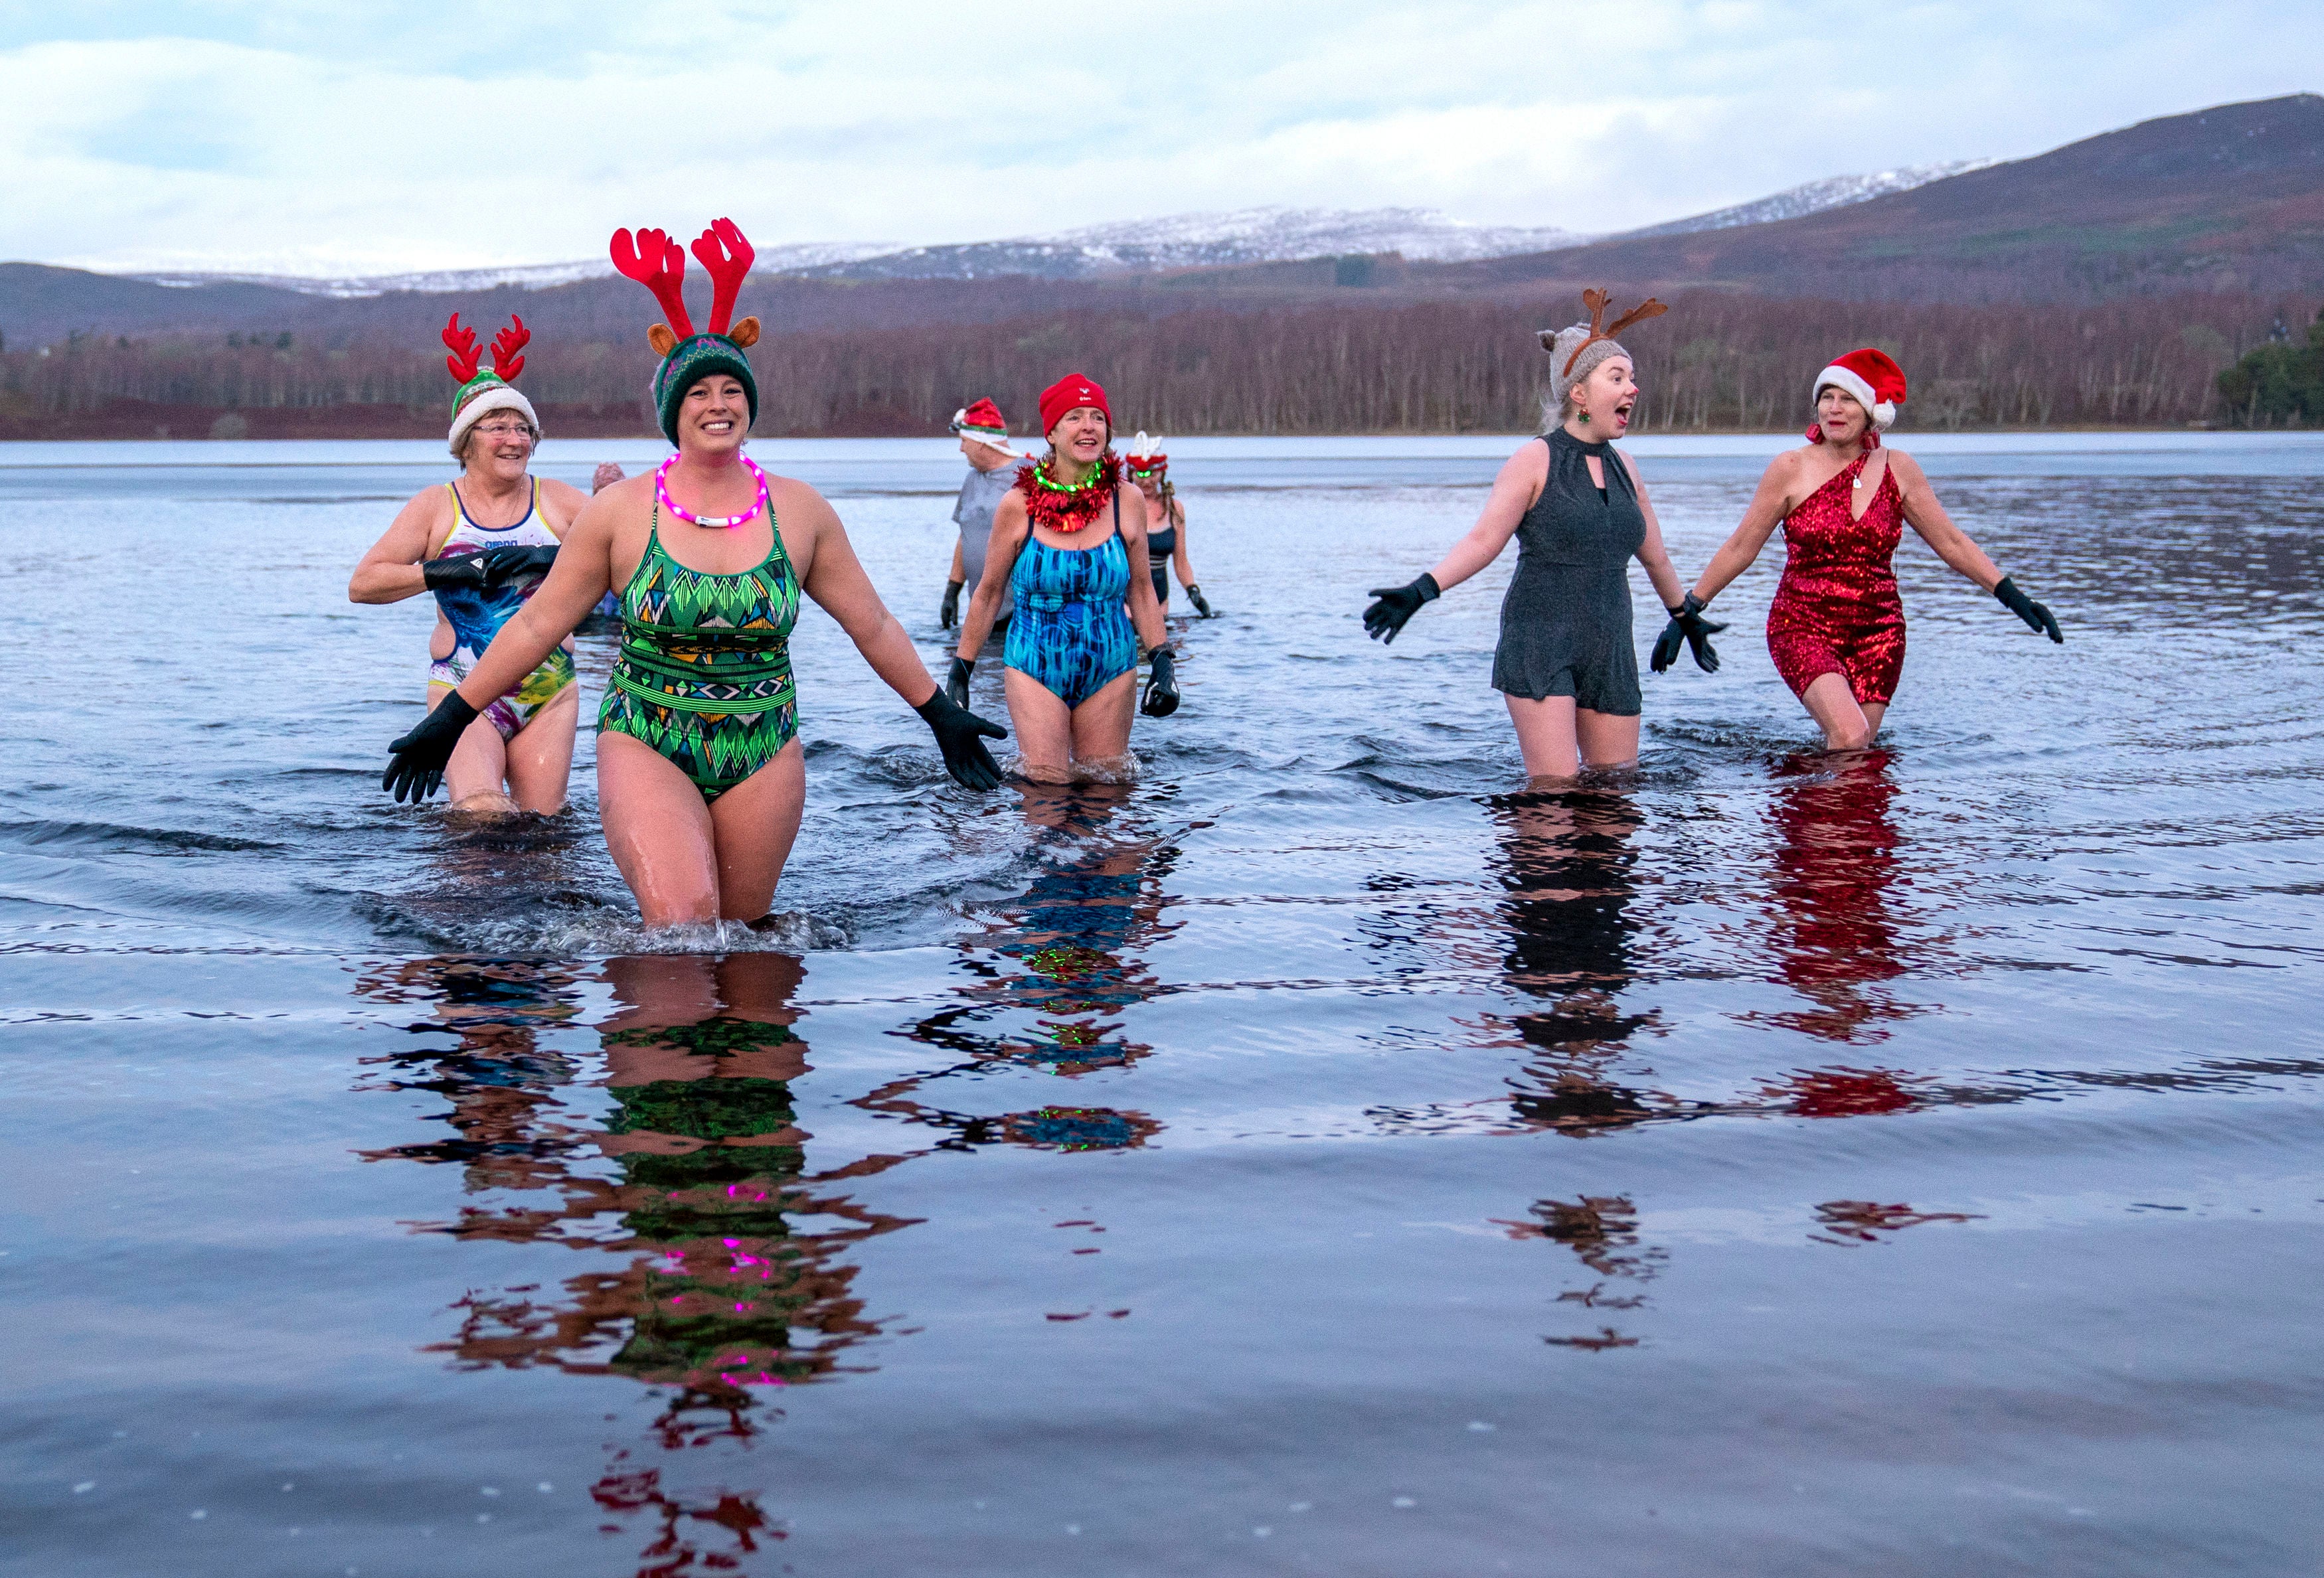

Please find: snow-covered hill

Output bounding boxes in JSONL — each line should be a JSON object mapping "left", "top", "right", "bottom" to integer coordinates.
{"left": 110, "top": 165, "right": 1995, "bottom": 297}
{"left": 127, "top": 242, "right": 900, "bottom": 299}
{"left": 793, "top": 207, "right": 1587, "bottom": 281}
{"left": 1618, "top": 161, "right": 1994, "bottom": 240}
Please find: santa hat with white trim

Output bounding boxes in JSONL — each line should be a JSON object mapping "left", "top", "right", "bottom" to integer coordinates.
{"left": 1812, "top": 348, "right": 1908, "bottom": 428}
{"left": 949, "top": 397, "right": 1017, "bottom": 454}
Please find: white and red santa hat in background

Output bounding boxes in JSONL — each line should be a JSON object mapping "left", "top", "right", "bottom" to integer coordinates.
{"left": 949, "top": 396, "right": 1017, "bottom": 454}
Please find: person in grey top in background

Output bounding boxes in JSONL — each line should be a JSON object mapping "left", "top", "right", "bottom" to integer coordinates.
{"left": 940, "top": 398, "right": 1019, "bottom": 645}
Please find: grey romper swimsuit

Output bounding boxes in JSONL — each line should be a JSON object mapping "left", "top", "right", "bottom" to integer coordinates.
{"left": 1491, "top": 428, "right": 1645, "bottom": 716}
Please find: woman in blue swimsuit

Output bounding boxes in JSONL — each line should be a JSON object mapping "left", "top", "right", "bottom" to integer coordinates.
{"left": 947, "top": 373, "right": 1179, "bottom": 781}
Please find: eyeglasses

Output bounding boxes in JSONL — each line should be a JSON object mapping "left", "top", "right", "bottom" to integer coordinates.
{"left": 473, "top": 421, "right": 535, "bottom": 439}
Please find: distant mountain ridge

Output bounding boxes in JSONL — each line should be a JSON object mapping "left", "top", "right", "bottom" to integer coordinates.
{"left": 787, "top": 207, "right": 1585, "bottom": 281}
{"left": 1434, "top": 95, "right": 2324, "bottom": 300}
{"left": 125, "top": 242, "right": 902, "bottom": 301}
{"left": 1619, "top": 161, "right": 1994, "bottom": 239}
{"left": 92, "top": 163, "right": 1987, "bottom": 298}
{"left": 2, "top": 96, "right": 2315, "bottom": 348}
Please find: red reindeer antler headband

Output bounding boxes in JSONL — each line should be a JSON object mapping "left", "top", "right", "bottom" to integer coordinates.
{"left": 442, "top": 313, "right": 481, "bottom": 384}
{"left": 443, "top": 313, "right": 530, "bottom": 387}
{"left": 610, "top": 227, "right": 695, "bottom": 339}
{"left": 490, "top": 315, "right": 529, "bottom": 382}
{"left": 1559, "top": 287, "right": 1669, "bottom": 376}
{"left": 610, "top": 220, "right": 762, "bottom": 356}
{"left": 689, "top": 219, "right": 754, "bottom": 337}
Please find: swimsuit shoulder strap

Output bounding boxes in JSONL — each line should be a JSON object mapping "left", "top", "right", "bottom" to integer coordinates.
{"left": 427, "top": 482, "right": 467, "bottom": 557}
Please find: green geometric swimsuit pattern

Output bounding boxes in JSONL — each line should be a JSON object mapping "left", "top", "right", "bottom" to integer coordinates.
{"left": 597, "top": 505, "right": 801, "bottom": 801}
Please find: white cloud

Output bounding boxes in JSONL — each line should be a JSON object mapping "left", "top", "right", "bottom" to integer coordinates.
{"left": 1, "top": 0, "right": 2317, "bottom": 274}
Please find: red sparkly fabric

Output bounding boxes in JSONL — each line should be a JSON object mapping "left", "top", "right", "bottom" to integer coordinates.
{"left": 1766, "top": 452, "right": 1908, "bottom": 704}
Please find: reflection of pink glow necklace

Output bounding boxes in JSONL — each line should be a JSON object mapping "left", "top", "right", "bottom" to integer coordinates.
{"left": 655, "top": 453, "right": 768, "bottom": 529}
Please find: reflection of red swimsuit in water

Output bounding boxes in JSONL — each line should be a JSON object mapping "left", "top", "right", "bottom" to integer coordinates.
{"left": 1766, "top": 451, "right": 1908, "bottom": 705}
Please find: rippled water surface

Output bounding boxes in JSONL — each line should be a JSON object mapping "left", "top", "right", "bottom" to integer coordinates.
{"left": 6, "top": 432, "right": 2323, "bottom": 1576}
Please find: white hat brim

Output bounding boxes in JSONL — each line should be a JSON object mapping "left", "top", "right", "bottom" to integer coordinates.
{"left": 449, "top": 385, "right": 540, "bottom": 457}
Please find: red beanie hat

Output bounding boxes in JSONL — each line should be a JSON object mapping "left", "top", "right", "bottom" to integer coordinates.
{"left": 1813, "top": 349, "right": 1907, "bottom": 428}
{"left": 1038, "top": 372, "right": 1111, "bottom": 435}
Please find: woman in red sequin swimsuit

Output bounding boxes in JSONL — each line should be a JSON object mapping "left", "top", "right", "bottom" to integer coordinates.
{"left": 1658, "top": 349, "right": 2064, "bottom": 751}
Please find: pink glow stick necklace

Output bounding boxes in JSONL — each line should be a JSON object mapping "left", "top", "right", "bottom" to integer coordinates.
{"left": 655, "top": 453, "right": 768, "bottom": 530}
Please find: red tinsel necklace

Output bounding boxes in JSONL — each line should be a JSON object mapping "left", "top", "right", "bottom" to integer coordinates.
{"left": 1018, "top": 452, "right": 1119, "bottom": 533}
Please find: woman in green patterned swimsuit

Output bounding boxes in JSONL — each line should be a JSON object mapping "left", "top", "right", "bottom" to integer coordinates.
{"left": 382, "top": 219, "right": 1007, "bottom": 928}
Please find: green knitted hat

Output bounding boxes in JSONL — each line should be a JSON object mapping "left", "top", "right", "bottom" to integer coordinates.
{"left": 652, "top": 333, "right": 757, "bottom": 447}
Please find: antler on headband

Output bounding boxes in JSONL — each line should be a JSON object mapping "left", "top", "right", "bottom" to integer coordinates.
{"left": 610, "top": 226, "right": 696, "bottom": 342}
{"left": 1560, "top": 287, "right": 1669, "bottom": 376}
{"left": 442, "top": 313, "right": 482, "bottom": 384}
{"left": 689, "top": 218, "right": 754, "bottom": 337}
{"left": 489, "top": 315, "right": 529, "bottom": 382}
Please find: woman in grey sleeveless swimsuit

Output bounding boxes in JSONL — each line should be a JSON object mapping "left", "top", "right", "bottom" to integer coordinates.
{"left": 1363, "top": 293, "right": 1714, "bottom": 780}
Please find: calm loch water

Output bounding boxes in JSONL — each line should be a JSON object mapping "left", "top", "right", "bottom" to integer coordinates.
{"left": 4, "top": 432, "right": 2321, "bottom": 1575}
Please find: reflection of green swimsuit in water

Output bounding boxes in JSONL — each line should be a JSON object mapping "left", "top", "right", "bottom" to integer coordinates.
{"left": 597, "top": 499, "right": 801, "bottom": 801}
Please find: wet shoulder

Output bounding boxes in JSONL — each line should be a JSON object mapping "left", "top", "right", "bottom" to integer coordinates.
{"left": 1766, "top": 446, "right": 1827, "bottom": 509}
{"left": 408, "top": 480, "right": 460, "bottom": 553}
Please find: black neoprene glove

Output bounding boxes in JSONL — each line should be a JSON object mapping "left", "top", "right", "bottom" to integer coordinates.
{"left": 1651, "top": 592, "right": 1729, "bottom": 674}
{"left": 945, "top": 655, "right": 974, "bottom": 712}
{"left": 1185, "top": 583, "right": 1216, "bottom": 619}
{"left": 1363, "top": 573, "right": 1440, "bottom": 643}
{"left": 382, "top": 692, "right": 479, "bottom": 803}
{"left": 1140, "top": 647, "right": 1180, "bottom": 717}
{"left": 422, "top": 554, "right": 486, "bottom": 593}
{"left": 940, "top": 580, "right": 963, "bottom": 629}
{"left": 914, "top": 688, "right": 1007, "bottom": 791}
{"left": 1993, "top": 576, "right": 2064, "bottom": 643}
{"left": 479, "top": 544, "right": 558, "bottom": 588}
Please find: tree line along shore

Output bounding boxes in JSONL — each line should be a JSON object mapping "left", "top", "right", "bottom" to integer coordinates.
{"left": 1, "top": 289, "right": 2315, "bottom": 442}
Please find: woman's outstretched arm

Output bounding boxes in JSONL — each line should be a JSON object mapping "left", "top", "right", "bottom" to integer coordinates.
{"left": 1689, "top": 453, "right": 1798, "bottom": 604}
{"left": 1426, "top": 443, "right": 1544, "bottom": 593}
{"left": 797, "top": 504, "right": 942, "bottom": 704}
{"left": 1890, "top": 452, "right": 2002, "bottom": 588}
{"left": 955, "top": 493, "right": 1028, "bottom": 663}
{"left": 441, "top": 501, "right": 614, "bottom": 706}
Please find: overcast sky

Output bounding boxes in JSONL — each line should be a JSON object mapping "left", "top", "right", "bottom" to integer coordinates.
{"left": 3, "top": 1, "right": 2317, "bottom": 275}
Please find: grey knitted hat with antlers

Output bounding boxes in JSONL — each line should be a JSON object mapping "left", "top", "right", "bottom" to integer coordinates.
{"left": 1540, "top": 288, "right": 1669, "bottom": 415}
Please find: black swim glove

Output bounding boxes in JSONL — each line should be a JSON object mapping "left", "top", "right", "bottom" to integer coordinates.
{"left": 1993, "top": 576, "right": 2064, "bottom": 643}
{"left": 1651, "top": 592, "right": 1728, "bottom": 674}
{"left": 940, "top": 579, "right": 963, "bottom": 629}
{"left": 479, "top": 544, "right": 558, "bottom": 588}
{"left": 422, "top": 553, "right": 487, "bottom": 593}
{"left": 1186, "top": 583, "right": 1216, "bottom": 619}
{"left": 1141, "top": 646, "right": 1181, "bottom": 718}
{"left": 382, "top": 692, "right": 479, "bottom": 803}
{"left": 1363, "top": 573, "right": 1440, "bottom": 643}
{"left": 914, "top": 687, "right": 1007, "bottom": 791}
{"left": 945, "top": 655, "right": 974, "bottom": 711}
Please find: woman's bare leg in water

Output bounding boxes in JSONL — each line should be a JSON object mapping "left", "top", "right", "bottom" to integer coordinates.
{"left": 1505, "top": 694, "right": 1641, "bottom": 781}
{"left": 598, "top": 732, "right": 804, "bottom": 926}
{"left": 501, "top": 684, "right": 579, "bottom": 815}
{"left": 1801, "top": 673, "right": 1888, "bottom": 752}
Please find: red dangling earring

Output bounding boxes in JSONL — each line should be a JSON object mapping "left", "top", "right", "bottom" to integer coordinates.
{"left": 1862, "top": 428, "right": 1881, "bottom": 451}
{"left": 1804, "top": 423, "right": 1824, "bottom": 443}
